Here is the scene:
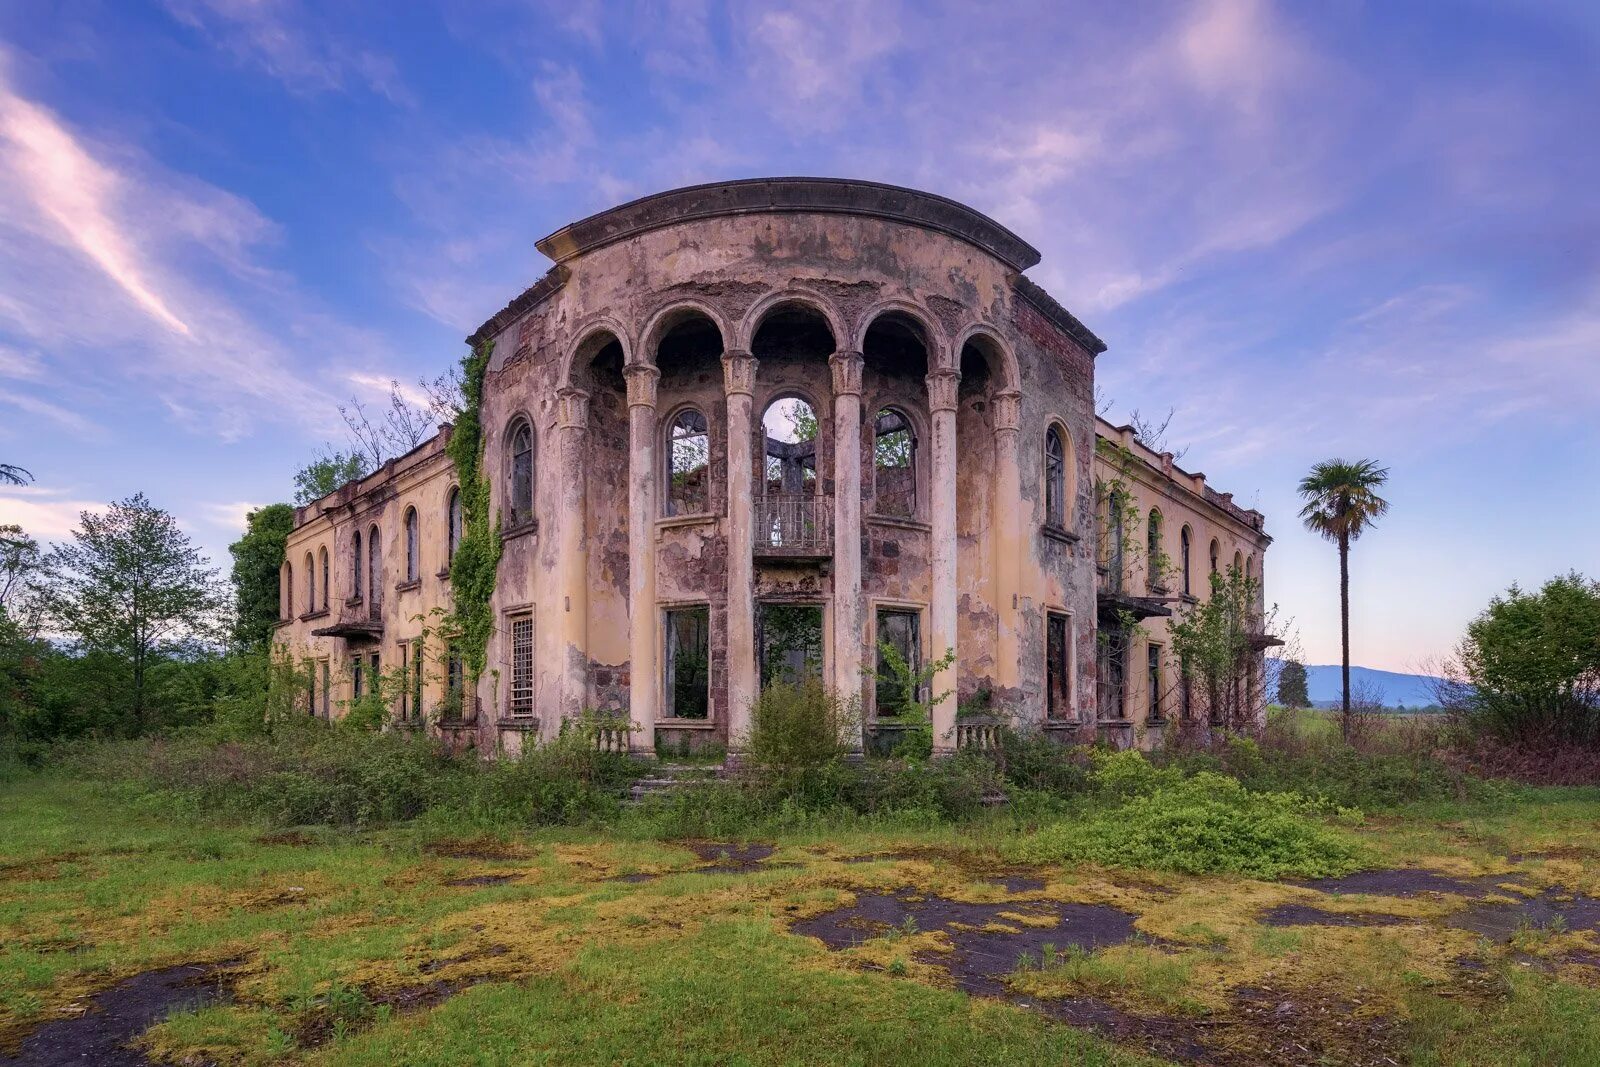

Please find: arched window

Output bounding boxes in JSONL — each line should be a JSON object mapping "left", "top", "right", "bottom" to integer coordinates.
{"left": 447, "top": 487, "right": 462, "bottom": 563}
{"left": 1146, "top": 510, "right": 1162, "bottom": 590}
{"left": 351, "top": 531, "right": 362, "bottom": 601}
{"left": 1104, "top": 490, "right": 1126, "bottom": 592}
{"left": 319, "top": 547, "right": 329, "bottom": 611}
{"left": 1233, "top": 549, "right": 1243, "bottom": 577}
{"left": 1180, "top": 526, "right": 1192, "bottom": 597}
{"left": 1044, "top": 426, "right": 1067, "bottom": 527}
{"left": 404, "top": 507, "right": 419, "bottom": 582}
{"left": 367, "top": 524, "right": 381, "bottom": 610}
{"left": 665, "top": 408, "right": 710, "bottom": 516}
{"left": 873, "top": 408, "right": 916, "bottom": 518}
{"left": 283, "top": 560, "right": 293, "bottom": 618}
{"left": 761, "top": 397, "right": 817, "bottom": 496}
{"left": 1209, "top": 538, "right": 1220, "bottom": 576}
{"left": 305, "top": 551, "right": 315, "bottom": 613}
{"left": 506, "top": 419, "right": 534, "bottom": 526}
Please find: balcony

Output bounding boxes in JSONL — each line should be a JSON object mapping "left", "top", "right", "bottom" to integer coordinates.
{"left": 312, "top": 605, "right": 383, "bottom": 640}
{"left": 754, "top": 493, "right": 832, "bottom": 560}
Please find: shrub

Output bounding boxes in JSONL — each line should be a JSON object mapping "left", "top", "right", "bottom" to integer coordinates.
{"left": 745, "top": 679, "right": 856, "bottom": 772}
{"left": 1011, "top": 752, "right": 1366, "bottom": 879}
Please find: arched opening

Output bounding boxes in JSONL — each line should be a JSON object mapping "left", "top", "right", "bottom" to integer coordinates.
{"left": 1146, "top": 509, "right": 1163, "bottom": 590}
{"left": 1209, "top": 538, "right": 1220, "bottom": 578}
{"left": 304, "top": 551, "right": 315, "bottom": 613}
{"left": 366, "top": 524, "right": 381, "bottom": 616}
{"left": 1180, "top": 525, "right": 1193, "bottom": 596}
{"left": 665, "top": 407, "right": 711, "bottom": 516}
{"left": 446, "top": 487, "right": 462, "bottom": 563}
{"left": 1099, "top": 487, "right": 1126, "bottom": 592}
{"left": 761, "top": 396, "right": 819, "bottom": 497}
{"left": 350, "top": 530, "right": 362, "bottom": 602}
{"left": 404, "top": 506, "right": 419, "bottom": 582}
{"left": 1233, "top": 549, "right": 1243, "bottom": 576}
{"left": 505, "top": 418, "right": 534, "bottom": 528}
{"left": 1044, "top": 426, "right": 1068, "bottom": 528}
{"left": 871, "top": 407, "right": 916, "bottom": 518}
{"left": 282, "top": 560, "right": 293, "bottom": 619}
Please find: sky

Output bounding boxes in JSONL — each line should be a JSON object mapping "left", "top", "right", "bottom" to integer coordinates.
{"left": 1, "top": 0, "right": 1596, "bottom": 674}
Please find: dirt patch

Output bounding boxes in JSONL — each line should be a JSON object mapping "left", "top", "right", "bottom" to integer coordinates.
{"left": 684, "top": 841, "right": 776, "bottom": 872}
{"left": 422, "top": 838, "right": 526, "bottom": 861}
{"left": 0, "top": 963, "right": 232, "bottom": 1066}
{"left": 604, "top": 872, "right": 660, "bottom": 884}
{"left": 1217, "top": 986, "right": 1404, "bottom": 1066}
{"left": 1447, "top": 891, "right": 1600, "bottom": 941}
{"left": 1301, "top": 867, "right": 1525, "bottom": 899}
{"left": 1261, "top": 903, "right": 1411, "bottom": 929}
{"left": 418, "top": 945, "right": 511, "bottom": 975}
{"left": 443, "top": 874, "right": 519, "bottom": 888}
{"left": 981, "top": 874, "right": 1047, "bottom": 893}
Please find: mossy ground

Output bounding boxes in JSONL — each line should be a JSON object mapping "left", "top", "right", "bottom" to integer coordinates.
{"left": 4, "top": 775, "right": 1600, "bottom": 1065}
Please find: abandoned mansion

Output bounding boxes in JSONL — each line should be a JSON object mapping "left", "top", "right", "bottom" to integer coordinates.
{"left": 275, "top": 178, "right": 1272, "bottom": 756}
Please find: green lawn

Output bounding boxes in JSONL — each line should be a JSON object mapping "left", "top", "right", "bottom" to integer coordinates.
{"left": 4, "top": 773, "right": 1600, "bottom": 1065}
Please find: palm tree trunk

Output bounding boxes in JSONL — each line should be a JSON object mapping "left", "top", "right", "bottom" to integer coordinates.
{"left": 1339, "top": 528, "right": 1351, "bottom": 743}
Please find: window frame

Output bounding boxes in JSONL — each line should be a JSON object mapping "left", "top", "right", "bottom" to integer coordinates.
{"left": 1043, "top": 424, "right": 1067, "bottom": 529}
{"left": 870, "top": 406, "right": 918, "bottom": 521}
{"left": 367, "top": 525, "right": 382, "bottom": 610}
{"left": 1045, "top": 610, "right": 1075, "bottom": 722}
{"left": 1180, "top": 525, "right": 1192, "bottom": 597}
{"left": 662, "top": 603, "right": 712, "bottom": 719}
{"left": 663, "top": 407, "right": 712, "bottom": 518}
{"left": 404, "top": 506, "right": 420, "bottom": 583}
{"left": 872, "top": 604, "right": 924, "bottom": 719}
{"left": 1146, "top": 509, "right": 1163, "bottom": 591}
{"left": 506, "top": 418, "right": 535, "bottom": 528}
{"left": 319, "top": 546, "right": 330, "bottom": 611}
{"left": 446, "top": 487, "right": 462, "bottom": 564}
{"left": 508, "top": 613, "right": 535, "bottom": 719}
{"left": 1147, "top": 642, "right": 1164, "bottom": 723}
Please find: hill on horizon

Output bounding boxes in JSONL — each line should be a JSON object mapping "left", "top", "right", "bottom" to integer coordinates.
{"left": 1269, "top": 662, "right": 1447, "bottom": 709}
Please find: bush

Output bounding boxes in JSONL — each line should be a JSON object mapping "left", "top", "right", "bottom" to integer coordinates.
{"left": 1010, "top": 751, "right": 1367, "bottom": 879}
{"left": 745, "top": 679, "right": 856, "bottom": 771}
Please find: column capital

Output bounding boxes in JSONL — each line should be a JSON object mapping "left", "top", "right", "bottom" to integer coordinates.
{"left": 993, "top": 389, "right": 1022, "bottom": 434}
{"left": 721, "top": 349, "right": 757, "bottom": 397}
{"left": 926, "top": 368, "right": 961, "bottom": 413}
{"left": 828, "top": 350, "right": 864, "bottom": 397}
{"left": 622, "top": 363, "right": 660, "bottom": 409}
{"left": 556, "top": 387, "right": 590, "bottom": 430}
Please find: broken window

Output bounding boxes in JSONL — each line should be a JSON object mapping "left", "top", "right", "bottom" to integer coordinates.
{"left": 509, "top": 615, "right": 534, "bottom": 718}
{"left": 1044, "top": 426, "right": 1066, "bottom": 527}
{"left": 873, "top": 408, "right": 916, "bottom": 518}
{"left": 351, "top": 531, "right": 362, "bottom": 602}
{"left": 283, "top": 561, "right": 293, "bottom": 618}
{"left": 759, "top": 603, "right": 823, "bottom": 688}
{"left": 1180, "top": 525, "right": 1192, "bottom": 597}
{"left": 507, "top": 419, "right": 534, "bottom": 526}
{"left": 305, "top": 552, "right": 315, "bottom": 613}
{"left": 352, "top": 656, "right": 364, "bottom": 699}
{"left": 404, "top": 507, "right": 419, "bottom": 583}
{"left": 1097, "top": 623, "right": 1129, "bottom": 721}
{"left": 445, "top": 644, "right": 465, "bottom": 720}
{"left": 1148, "top": 643, "right": 1164, "bottom": 722}
{"left": 762, "top": 398, "right": 818, "bottom": 496}
{"left": 399, "top": 642, "right": 411, "bottom": 719}
{"left": 1209, "top": 538, "right": 1219, "bottom": 576}
{"left": 666, "top": 408, "right": 710, "bottom": 516}
{"left": 874, "top": 608, "right": 921, "bottom": 716}
{"left": 1098, "top": 488, "right": 1125, "bottom": 592}
{"left": 664, "top": 606, "right": 710, "bottom": 718}
{"left": 367, "top": 524, "right": 381, "bottom": 615}
{"left": 319, "top": 546, "right": 329, "bottom": 611}
{"left": 1046, "top": 612, "right": 1072, "bottom": 720}
{"left": 1146, "top": 510, "right": 1162, "bottom": 590}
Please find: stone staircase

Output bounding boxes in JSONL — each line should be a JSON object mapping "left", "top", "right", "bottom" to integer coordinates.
{"left": 627, "top": 763, "right": 726, "bottom": 804}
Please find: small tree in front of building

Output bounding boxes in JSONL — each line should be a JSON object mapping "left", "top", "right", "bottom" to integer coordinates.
{"left": 1170, "top": 567, "right": 1278, "bottom": 735}
{"left": 38, "top": 493, "right": 229, "bottom": 735}
{"left": 228, "top": 504, "right": 295, "bottom": 652}
{"left": 1276, "top": 658, "right": 1311, "bottom": 709}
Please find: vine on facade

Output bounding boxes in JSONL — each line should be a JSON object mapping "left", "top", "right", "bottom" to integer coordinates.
{"left": 445, "top": 341, "right": 502, "bottom": 683}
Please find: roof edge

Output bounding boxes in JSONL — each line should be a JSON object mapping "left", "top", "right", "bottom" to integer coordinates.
{"left": 1014, "top": 276, "right": 1108, "bottom": 356}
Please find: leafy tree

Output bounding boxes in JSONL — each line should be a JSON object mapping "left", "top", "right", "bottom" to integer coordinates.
{"left": 1276, "top": 658, "right": 1310, "bottom": 709}
{"left": 0, "top": 524, "right": 41, "bottom": 618}
{"left": 1452, "top": 573, "right": 1600, "bottom": 746}
{"left": 293, "top": 448, "right": 368, "bottom": 505}
{"left": 229, "top": 504, "right": 295, "bottom": 651}
{"left": 38, "top": 493, "right": 228, "bottom": 733}
{"left": 1170, "top": 567, "right": 1277, "bottom": 733}
{"left": 1297, "top": 458, "right": 1390, "bottom": 741}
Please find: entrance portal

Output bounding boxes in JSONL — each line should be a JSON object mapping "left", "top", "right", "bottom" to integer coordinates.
{"left": 758, "top": 603, "right": 823, "bottom": 688}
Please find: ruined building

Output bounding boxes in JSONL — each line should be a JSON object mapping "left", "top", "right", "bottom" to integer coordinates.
{"left": 275, "top": 179, "right": 1271, "bottom": 756}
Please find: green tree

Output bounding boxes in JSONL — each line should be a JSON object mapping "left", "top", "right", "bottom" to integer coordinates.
{"left": 229, "top": 504, "right": 295, "bottom": 651}
{"left": 1455, "top": 573, "right": 1600, "bottom": 746}
{"left": 1297, "top": 458, "right": 1390, "bottom": 741}
{"left": 38, "top": 493, "right": 229, "bottom": 734}
{"left": 1276, "top": 658, "right": 1310, "bottom": 709}
{"left": 1171, "top": 567, "right": 1274, "bottom": 732}
{"left": 293, "top": 448, "right": 368, "bottom": 505}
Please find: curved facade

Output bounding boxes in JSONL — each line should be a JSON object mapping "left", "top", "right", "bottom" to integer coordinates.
{"left": 276, "top": 178, "right": 1269, "bottom": 756}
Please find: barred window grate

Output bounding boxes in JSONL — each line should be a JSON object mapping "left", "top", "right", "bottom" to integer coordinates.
{"left": 510, "top": 617, "right": 534, "bottom": 717}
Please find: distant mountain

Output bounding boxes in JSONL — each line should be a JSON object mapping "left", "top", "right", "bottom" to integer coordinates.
{"left": 1268, "top": 662, "right": 1447, "bottom": 709}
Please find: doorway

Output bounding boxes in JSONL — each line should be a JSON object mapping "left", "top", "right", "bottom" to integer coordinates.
{"left": 758, "top": 602, "right": 823, "bottom": 688}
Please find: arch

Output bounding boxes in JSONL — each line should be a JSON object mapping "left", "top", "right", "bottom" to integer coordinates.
{"left": 853, "top": 298, "right": 944, "bottom": 362}
{"left": 350, "top": 529, "right": 362, "bottom": 602}
{"left": 404, "top": 506, "right": 420, "bottom": 582}
{"left": 1209, "top": 538, "right": 1220, "bottom": 576}
{"left": 1179, "top": 524, "right": 1193, "bottom": 597}
{"left": 1146, "top": 508, "right": 1163, "bottom": 590}
{"left": 737, "top": 288, "right": 846, "bottom": 351}
{"left": 304, "top": 551, "right": 315, "bottom": 614}
{"left": 951, "top": 323, "right": 1018, "bottom": 387}
{"left": 319, "top": 545, "right": 329, "bottom": 611}
{"left": 871, "top": 405, "right": 919, "bottom": 519}
{"left": 760, "top": 394, "right": 821, "bottom": 498}
{"left": 504, "top": 415, "right": 535, "bottom": 526}
{"left": 1232, "top": 549, "right": 1243, "bottom": 576}
{"left": 558, "top": 315, "right": 632, "bottom": 390}
{"left": 282, "top": 559, "right": 293, "bottom": 619}
{"left": 367, "top": 523, "right": 381, "bottom": 608}
{"left": 639, "top": 299, "right": 730, "bottom": 362}
{"left": 1044, "top": 423, "right": 1069, "bottom": 528}
{"left": 446, "top": 486, "right": 462, "bottom": 563}
{"left": 663, "top": 405, "right": 711, "bottom": 516}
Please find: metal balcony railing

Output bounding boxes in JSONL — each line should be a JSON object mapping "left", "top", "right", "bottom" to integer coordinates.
{"left": 754, "top": 494, "right": 832, "bottom": 557}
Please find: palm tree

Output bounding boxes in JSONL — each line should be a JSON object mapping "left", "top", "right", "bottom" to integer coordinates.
{"left": 1297, "top": 459, "right": 1390, "bottom": 741}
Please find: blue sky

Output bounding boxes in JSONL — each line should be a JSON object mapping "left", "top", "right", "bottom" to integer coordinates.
{"left": 1, "top": 0, "right": 1596, "bottom": 673}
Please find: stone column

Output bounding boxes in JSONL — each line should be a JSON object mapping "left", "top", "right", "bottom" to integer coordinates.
{"left": 927, "top": 367, "right": 961, "bottom": 755}
{"left": 992, "top": 389, "right": 1023, "bottom": 694}
{"left": 830, "top": 350, "right": 865, "bottom": 748}
{"left": 623, "top": 364, "right": 660, "bottom": 758}
{"left": 722, "top": 349, "right": 758, "bottom": 753}
{"left": 556, "top": 387, "right": 590, "bottom": 729}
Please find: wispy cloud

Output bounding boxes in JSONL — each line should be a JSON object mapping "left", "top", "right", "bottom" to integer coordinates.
{"left": 0, "top": 487, "right": 103, "bottom": 542}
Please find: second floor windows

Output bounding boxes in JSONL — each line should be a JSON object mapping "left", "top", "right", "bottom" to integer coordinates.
{"left": 666, "top": 408, "right": 710, "bottom": 516}
{"left": 404, "top": 507, "right": 419, "bottom": 583}
{"left": 507, "top": 419, "right": 534, "bottom": 527}
{"left": 1044, "top": 426, "right": 1067, "bottom": 528}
